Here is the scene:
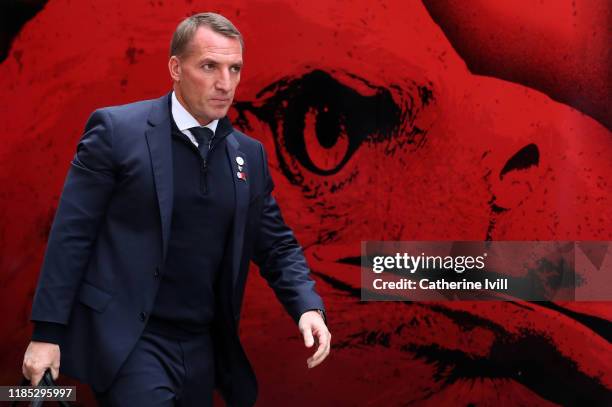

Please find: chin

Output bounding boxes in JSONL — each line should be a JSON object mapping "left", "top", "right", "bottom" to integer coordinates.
{"left": 210, "top": 108, "right": 230, "bottom": 120}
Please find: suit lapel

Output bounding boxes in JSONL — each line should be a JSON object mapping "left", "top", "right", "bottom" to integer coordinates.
{"left": 144, "top": 96, "right": 250, "bottom": 293}
{"left": 145, "top": 94, "right": 174, "bottom": 263}
{"left": 225, "top": 132, "right": 250, "bottom": 291}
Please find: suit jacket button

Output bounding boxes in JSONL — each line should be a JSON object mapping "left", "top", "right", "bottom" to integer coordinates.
{"left": 139, "top": 312, "right": 147, "bottom": 322}
{"left": 154, "top": 266, "right": 160, "bottom": 277}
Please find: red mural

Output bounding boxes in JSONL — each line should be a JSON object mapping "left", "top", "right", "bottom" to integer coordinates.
{"left": 0, "top": 1, "right": 610, "bottom": 406}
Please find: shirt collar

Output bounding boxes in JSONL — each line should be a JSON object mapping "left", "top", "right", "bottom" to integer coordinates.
{"left": 171, "top": 91, "right": 218, "bottom": 134}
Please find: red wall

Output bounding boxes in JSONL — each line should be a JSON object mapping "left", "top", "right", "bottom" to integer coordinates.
{"left": 1, "top": 1, "right": 610, "bottom": 405}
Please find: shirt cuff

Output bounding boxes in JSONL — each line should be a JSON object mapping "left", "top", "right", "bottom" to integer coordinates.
{"left": 31, "top": 321, "right": 66, "bottom": 345}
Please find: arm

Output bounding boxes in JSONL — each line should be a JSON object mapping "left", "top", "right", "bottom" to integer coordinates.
{"left": 28, "top": 109, "right": 117, "bottom": 342}
{"left": 251, "top": 143, "right": 330, "bottom": 368}
{"left": 251, "top": 142, "right": 325, "bottom": 324}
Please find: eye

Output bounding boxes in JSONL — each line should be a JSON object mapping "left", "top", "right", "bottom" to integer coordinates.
{"left": 230, "top": 65, "right": 242, "bottom": 73}
{"left": 234, "top": 69, "right": 432, "bottom": 194}
{"left": 202, "top": 63, "right": 215, "bottom": 71}
{"left": 302, "top": 105, "right": 349, "bottom": 172}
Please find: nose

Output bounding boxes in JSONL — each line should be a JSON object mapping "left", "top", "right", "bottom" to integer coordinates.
{"left": 215, "top": 68, "right": 232, "bottom": 92}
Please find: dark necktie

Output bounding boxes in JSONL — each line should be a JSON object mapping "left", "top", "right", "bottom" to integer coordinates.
{"left": 189, "top": 126, "right": 215, "bottom": 156}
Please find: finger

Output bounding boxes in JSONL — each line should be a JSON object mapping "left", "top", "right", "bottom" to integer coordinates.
{"left": 302, "top": 326, "right": 315, "bottom": 348}
{"left": 307, "top": 341, "right": 324, "bottom": 368}
{"left": 307, "top": 330, "right": 330, "bottom": 368}
{"left": 30, "top": 370, "right": 44, "bottom": 386}
{"left": 311, "top": 331, "right": 332, "bottom": 368}
{"left": 22, "top": 363, "right": 31, "bottom": 380}
{"left": 323, "top": 331, "right": 331, "bottom": 356}
{"left": 51, "top": 366, "right": 60, "bottom": 381}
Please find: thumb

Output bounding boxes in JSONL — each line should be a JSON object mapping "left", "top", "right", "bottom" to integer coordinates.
{"left": 30, "top": 371, "right": 44, "bottom": 386}
{"left": 302, "top": 326, "right": 315, "bottom": 348}
{"left": 51, "top": 366, "right": 60, "bottom": 381}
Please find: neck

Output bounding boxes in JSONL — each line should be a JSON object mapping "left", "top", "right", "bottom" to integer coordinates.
{"left": 173, "top": 87, "right": 214, "bottom": 126}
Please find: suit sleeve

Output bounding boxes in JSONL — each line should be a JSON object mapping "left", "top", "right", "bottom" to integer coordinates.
{"left": 251, "top": 143, "right": 326, "bottom": 325}
{"left": 30, "top": 109, "right": 118, "bottom": 339}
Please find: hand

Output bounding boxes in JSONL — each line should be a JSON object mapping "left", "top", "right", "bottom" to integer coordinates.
{"left": 22, "top": 341, "right": 61, "bottom": 386}
{"left": 298, "top": 310, "right": 331, "bottom": 368}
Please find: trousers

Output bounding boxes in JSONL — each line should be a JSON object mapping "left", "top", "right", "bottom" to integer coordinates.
{"left": 93, "top": 317, "right": 215, "bottom": 406}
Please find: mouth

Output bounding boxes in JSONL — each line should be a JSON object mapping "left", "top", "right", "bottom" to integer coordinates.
{"left": 303, "top": 242, "right": 612, "bottom": 405}
{"left": 210, "top": 98, "right": 231, "bottom": 104}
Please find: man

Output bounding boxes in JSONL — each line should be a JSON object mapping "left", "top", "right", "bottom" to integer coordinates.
{"left": 21, "top": 12, "right": 330, "bottom": 407}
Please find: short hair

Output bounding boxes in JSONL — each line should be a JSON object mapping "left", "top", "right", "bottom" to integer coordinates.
{"left": 170, "top": 12, "right": 244, "bottom": 57}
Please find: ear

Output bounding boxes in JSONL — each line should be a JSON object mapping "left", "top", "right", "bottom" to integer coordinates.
{"left": 168, "top": 56, "right": 181, "bottom": 82}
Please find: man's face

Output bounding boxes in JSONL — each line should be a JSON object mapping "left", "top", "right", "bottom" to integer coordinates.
{"left": 169, "top": 26, "right": 243, "bottom": 124}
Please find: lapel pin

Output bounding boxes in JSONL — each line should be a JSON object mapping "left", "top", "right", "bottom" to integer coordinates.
{"left": 236, "top": 171, "right": 247, "bottom": 181}
{"left": 236, "top": 156, "right": 244, "bottom": 166}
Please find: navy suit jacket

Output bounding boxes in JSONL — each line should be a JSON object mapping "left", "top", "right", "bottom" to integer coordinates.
{"left": 30, "top": 93, "right": 325, "bottom": 406}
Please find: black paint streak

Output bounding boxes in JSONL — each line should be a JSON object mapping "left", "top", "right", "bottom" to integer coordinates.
{"left": 533, "top": 301, "right": 612, "bottom": 343}
{"left": 0, "top": 0, "right": 48, "bottom": 63}
{"left": 484, "top": 144, "right": 540, "bottom": 239}
{"left": 312, "top": 264, "right": 612, "bottom": 405}
{"left": 500, "top": 143, "right": 539, "bottom": 179}
{"left": 310, "top": 269, "right": 361, "bottom": 297}
{"left": 406, "top": 333, "right": 612, "bottom": 406}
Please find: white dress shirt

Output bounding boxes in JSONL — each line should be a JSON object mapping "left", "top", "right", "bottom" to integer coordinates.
{"left": 171, "top": 91, "right": 218, "bottom": 148}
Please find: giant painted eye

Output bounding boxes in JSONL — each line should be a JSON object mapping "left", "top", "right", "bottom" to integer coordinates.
{"left": 302, "top": 104, "right": 350, "bottom": 173}
{"left": 234, "top": 69, "right": 433, "bottom": 194}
